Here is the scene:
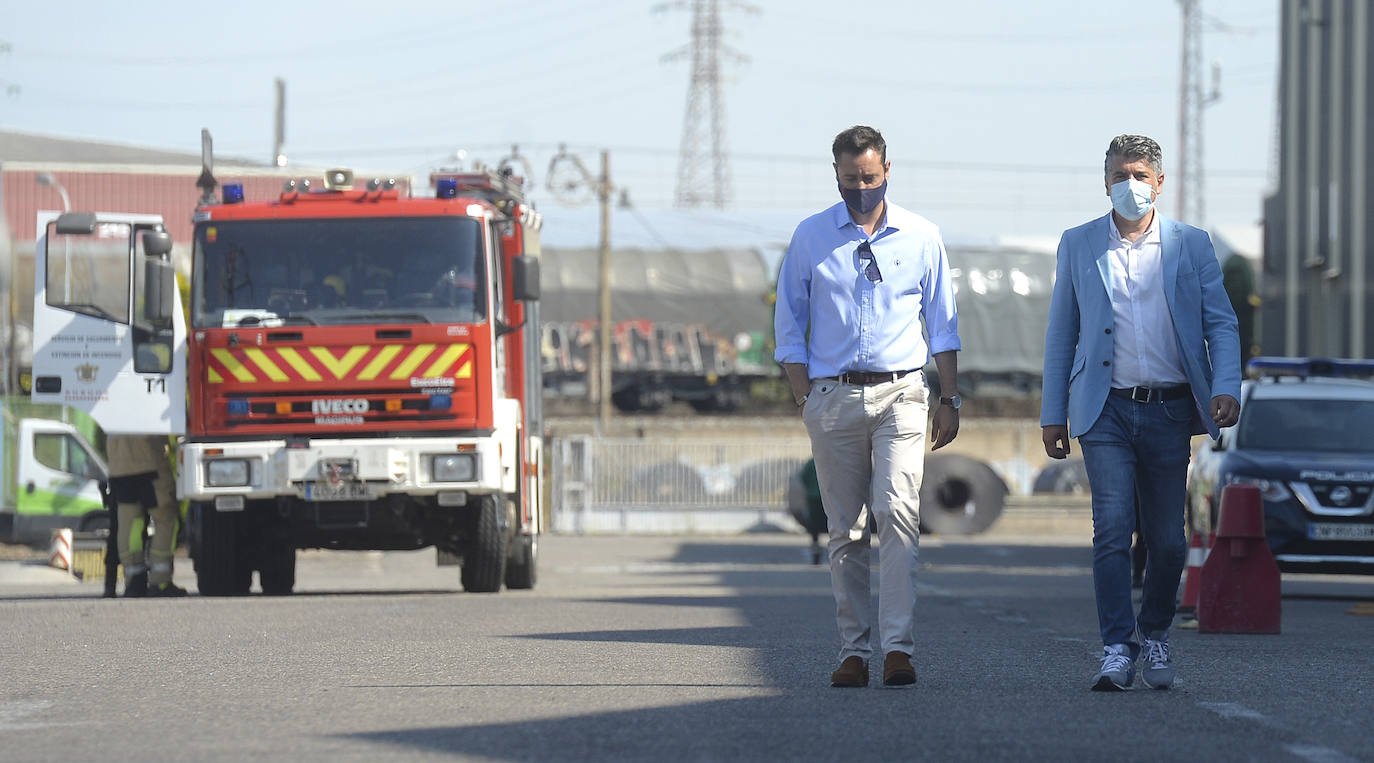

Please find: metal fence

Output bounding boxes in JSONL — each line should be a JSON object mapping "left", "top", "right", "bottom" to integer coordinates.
{"left": 550, "top": 435, "right": 813, "bottom": 534}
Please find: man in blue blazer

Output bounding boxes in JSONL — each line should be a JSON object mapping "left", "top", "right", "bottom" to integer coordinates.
{"left": 1041, "top": 134, "right": 1241, "bottom": 691}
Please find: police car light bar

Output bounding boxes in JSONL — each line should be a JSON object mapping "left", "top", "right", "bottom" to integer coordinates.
{"left": 1248, "top": 356, "right": 1374, "bottom": 380}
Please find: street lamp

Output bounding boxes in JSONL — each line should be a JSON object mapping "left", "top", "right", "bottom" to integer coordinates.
{"left": 36, "top": 172, "right": 72, "bottom": 301}
{"left": 36, "top": 172, "right": 71, "bottom": 212}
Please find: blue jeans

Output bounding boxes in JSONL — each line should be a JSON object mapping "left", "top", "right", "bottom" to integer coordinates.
{"left": 1078, "top": 392, "right": 1195, "bottom": 655}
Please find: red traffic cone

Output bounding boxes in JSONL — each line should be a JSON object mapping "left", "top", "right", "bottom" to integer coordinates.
{"left": 1197, "top": 484, "right": 1281, "bottom": 634}
{"left": 1176, "top": 529, "right": 1207, "bottom": 614}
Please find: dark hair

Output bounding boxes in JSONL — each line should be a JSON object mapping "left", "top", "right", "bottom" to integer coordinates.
{"left": 1104, "top": 134, "right": 1163, "bottom": 177}
{"left": 832, "top": 125, "right": 887, "bottom": 163}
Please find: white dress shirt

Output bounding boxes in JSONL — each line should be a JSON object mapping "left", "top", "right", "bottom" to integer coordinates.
{"left": 1107, "top": 213, "right": 1188, "bottom": 388}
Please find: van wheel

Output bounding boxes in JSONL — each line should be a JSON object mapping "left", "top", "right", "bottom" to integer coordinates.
{"left": 79, "top": 511, "right": 111, "bottom": 533}
{"left": 460, "top": 495, "right": 506, "bottom": 593}
{"left": 191, "top": 502, "right": 252, "bottom": 596}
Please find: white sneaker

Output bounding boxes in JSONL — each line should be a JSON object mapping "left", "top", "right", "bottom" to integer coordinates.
{"left": 1091, "top": 643, "right": 1135, "bottom": 691}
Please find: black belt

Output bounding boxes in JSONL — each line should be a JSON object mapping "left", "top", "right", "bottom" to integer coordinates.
{"left": 1110, "top": 385, "right": 1190, "bottom": 403}
{"left": 833, "top": 369, "right": 920, "bottom": 386}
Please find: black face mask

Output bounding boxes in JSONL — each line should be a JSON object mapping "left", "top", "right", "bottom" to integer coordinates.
{"left": 838, "top": 179, "right": 887, "bottom": 214}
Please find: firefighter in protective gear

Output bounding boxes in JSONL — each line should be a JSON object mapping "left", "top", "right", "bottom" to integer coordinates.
{"left": 107, "top": 435, "right": 185, "bottom": 597}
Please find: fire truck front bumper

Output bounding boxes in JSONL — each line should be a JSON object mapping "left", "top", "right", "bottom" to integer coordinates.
{"left": 178, "top": 436, "right": 507, "bottom": 507}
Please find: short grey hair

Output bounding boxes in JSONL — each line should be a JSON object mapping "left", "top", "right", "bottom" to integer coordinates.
{"left": 1104, "top": 134, "right": 1163, "bottom": 177}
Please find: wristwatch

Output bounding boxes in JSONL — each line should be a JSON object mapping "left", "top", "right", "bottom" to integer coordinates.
{"left": 939, "top": 394, "right": 962, "bottom": 410}
{"left": 795, "top": 394, "right": 809, "bottom": 407}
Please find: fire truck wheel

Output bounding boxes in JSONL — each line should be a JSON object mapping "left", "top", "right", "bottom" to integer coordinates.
{"left": 258, "top": 539, "right": 296, "bottom": 596}
{"left": 460, "top": 495, "right": 507, "bottom": 593}
{"left": 191, "top": 502, "right": 252, "bottom": 596}
{"left": 505, "top": 534, "right": 537, "bottom": 590}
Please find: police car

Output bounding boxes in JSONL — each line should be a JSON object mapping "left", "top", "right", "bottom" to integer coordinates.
{"left": 1187, "top": 357, "right": 1374, "bottom": 574}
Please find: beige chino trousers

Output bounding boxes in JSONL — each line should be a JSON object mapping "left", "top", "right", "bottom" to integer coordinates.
{"left": 803, "top": 371, "right": 928, "bottom": 661}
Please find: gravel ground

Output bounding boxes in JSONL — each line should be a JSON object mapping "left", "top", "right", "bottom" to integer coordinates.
{"left": 0, "top": 542, "right": 47, "bottom": 561}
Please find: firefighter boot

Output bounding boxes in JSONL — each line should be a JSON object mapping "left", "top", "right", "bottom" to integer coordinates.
{"left": 123, "top": 565, "right": 148, "bottom": 597}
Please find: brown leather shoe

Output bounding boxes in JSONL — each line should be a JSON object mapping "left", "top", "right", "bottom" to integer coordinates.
{"left": 883, "top": 651, "right": 916, "bottom": 686}
{"left": 830, "top": 656, "right": 869, "bottom": 687}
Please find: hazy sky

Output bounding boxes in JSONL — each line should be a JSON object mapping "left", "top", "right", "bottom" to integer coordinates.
{"left": 0, "top": 0, "right": 1278, "bottom": 246}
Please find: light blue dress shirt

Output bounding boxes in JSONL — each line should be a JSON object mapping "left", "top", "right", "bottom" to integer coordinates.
{"left": 774, "top": 200, "right": 961, "bottom": 379}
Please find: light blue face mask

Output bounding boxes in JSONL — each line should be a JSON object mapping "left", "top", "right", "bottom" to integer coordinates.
{"left": 1110, "top": 178, "right": 1156, "bottom": 220}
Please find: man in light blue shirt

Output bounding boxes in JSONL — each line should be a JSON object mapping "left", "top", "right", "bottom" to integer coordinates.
{"left": 774, "top": 125, "right": 962, "bottom": 688}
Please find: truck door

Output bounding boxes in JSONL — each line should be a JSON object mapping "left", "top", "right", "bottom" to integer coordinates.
{"left": 17, "top": 418, "right": 107, "bottom": 522}
{"left": 30, "top": 211, "right": 187, "bottom": 435}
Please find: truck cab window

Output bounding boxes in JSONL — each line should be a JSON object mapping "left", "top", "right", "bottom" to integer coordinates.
{"left": 33, "top": 432, "right": 91, "bottom": 478}
{"left": 192, "top": 217, "right": 486, "bottom": 328}
{"left": 44, "top": 221, "right": 132, "bottom": 324}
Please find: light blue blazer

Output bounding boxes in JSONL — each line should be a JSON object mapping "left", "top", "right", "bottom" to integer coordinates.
{"left": 1040, "top": 213, "right": 1241, "bottom": 439}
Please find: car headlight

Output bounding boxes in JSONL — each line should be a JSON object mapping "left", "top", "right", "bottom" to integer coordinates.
{"left": 205, "top": 459, "right": 251, "bottom": 487}
{"left": 432, "top": 453, "right": 476, "bottom": 482}
{"left": 1226, "top": 474, "right": 1292, "bottom": 502}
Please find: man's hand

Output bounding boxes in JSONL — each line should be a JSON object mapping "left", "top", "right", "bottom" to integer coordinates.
{"left": 1042, "top": 425, "right": 1071, "bottom": 459}
{"left": 1211, "top": 394, "right": 1240, "bottom": 428}
{"left": 930, "top": 405, "right": 959, "bottom": 450}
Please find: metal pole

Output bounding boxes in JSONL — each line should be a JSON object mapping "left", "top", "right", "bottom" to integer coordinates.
{"left": 1352, "top": 0, "right": 1369, "bottom": 357}
{"left": 597, "top": 150, "right": 612, "bottom": 434}
{"left": 1284, "top": 1, "right": 1303, "bottom": 355}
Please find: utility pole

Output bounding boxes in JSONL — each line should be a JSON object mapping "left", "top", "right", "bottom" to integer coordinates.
{"left": 273, "top": 77, "right": 287, "bottom": 166}
{"left": 547, "top": 145, "right": 615, "bottom": 432}
{"left": 660, "top": 0, "right": 755, "bottom": 209}
{"left": 597, "top": 151, "right": 612, "bottom": 433}
{"left": 1177, "top": 0, "right": 1221, "bottom": 226}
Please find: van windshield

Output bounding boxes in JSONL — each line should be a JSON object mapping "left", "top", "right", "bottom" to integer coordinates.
{"left": 192, "top": 217, "right": 486, "bottom": 329}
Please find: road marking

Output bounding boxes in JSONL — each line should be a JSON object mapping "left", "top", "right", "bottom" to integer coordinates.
{"left": 1198, "top": 704, "right": 1360, "bottom": 762}
{"left": 1197, "top": 701, "right": 1267, "bottom": 722}
{"left": 1283, "top": 744, "right": 1360, "bottom": 763}
{"left": 0, "top": 700, "right": 92, "bottom": 733}
{"left": 1346, "top": 602, "right": 1374, "bottom": 616}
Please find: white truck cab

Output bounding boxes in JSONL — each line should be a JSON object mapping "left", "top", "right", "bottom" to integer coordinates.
{"left": 29, "top": 210, "right": 186, "bottom": 436}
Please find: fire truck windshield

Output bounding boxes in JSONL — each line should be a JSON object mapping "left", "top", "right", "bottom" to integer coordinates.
{"left": 192, "top": 216, "right": 487, "bottom": 329}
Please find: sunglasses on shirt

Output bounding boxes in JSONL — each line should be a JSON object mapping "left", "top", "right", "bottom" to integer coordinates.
{"left": 857, "top": 241, "right": 882, "bottom": 283}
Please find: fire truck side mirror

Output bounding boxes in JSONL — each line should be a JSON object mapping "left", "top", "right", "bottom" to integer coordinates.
{"left": 143, "top": 257, "right": 176, "bottom": 326}
{"left": 512, "top": 255, "right": 540, "bottom": 301}
{"left": 54, "top": 212, "right": 98, "bottom": 235}
{"left": 142, "top": 230, "right": 174, "bottom": 257}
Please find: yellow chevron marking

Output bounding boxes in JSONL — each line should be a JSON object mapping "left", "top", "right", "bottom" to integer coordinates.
{"left": 243, "top": 348, "right": 289, "bottom": 382}
{"left": 390, "top": 344, "right": 436, "bottom": 379}
{"left": 422, "top": 344, "right": 467, "bottom": 378}
{"left": 275, "top": 348, "right": 323, "bottom": 382}
{"left": 454, "top": 359, "right": 472, "bottom": 379}
{"left": 358, "top": 345, "right": 403, "bottom": 381}
{"left": 211, "top": 349, "right": 256, "bottom": 383}
{"left": 309, "top": 346, "right": 369, "bottom": 379}
{"left": 207, "top": 367, "right": 224, "bottom": 383}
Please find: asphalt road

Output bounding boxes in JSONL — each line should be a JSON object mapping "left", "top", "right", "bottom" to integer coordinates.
{"left": 1, "top": 533, "right": 1371, "bottom": 762}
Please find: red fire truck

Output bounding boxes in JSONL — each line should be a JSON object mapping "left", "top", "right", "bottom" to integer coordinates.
{"left": 30, "top": 155, "right": 546, "bottom": 595}
{"left": 168, "top": 165, "right": 545, "bottom": 595}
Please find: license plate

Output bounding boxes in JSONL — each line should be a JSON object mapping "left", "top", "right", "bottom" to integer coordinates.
{"left": 1308, "top": 523, "right": 1374, "bottom": 541}
{"left": 303, "top": 481, "right": 376, "bottom": 502}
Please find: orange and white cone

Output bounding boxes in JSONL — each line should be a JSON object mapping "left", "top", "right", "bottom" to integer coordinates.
{"left": 1177, "top": 529, "right": 1207, "bottom": 614}
{"left": 48, "top": 528, "right": 74, "bottom": 572}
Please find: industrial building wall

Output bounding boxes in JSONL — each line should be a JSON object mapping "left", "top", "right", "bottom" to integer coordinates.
{"left": 1264, "top": 0, "right": 1373, "bottom": 359}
